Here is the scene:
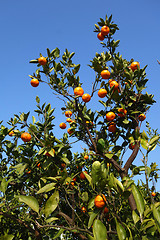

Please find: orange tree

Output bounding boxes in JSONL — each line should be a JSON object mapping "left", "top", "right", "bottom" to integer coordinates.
{"left": 0, "top": 14, "right": 160, "bottom": 240}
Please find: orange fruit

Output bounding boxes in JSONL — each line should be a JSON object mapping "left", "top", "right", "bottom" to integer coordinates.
{"left": 129, "top": 143, "right": 135, "bottom": 150}
{"left": 81, "top": 206, "right": 87, "bottom": 213}
{"left": 108, "top": 122, "right": 116, "bottom": 133}
{"left": 74, "top": 87, "right": 84, "bottom": 96}
{"left": 97, "top": 32, "right": 105, "bottom": 41}
{"left": 21, "top": 132, "right": 32, "bottom": 142}
{"left": 73, "top": 177, "right": 77, "bottom": 181}
{"left": 98, "top": 88, "right": 107, "bottom": 98}
{"left": 70, "top": 181, "right": 75, "bottom": 186}
{"left": 61, "top": 163, "right": 66, "bottom": 168}
{"left": 26, "top": 170, "right": 31, "bottom": 174}
{"left": 138, "top": 114, "right": 146, "bottom": 121}
{"left": 151, "top": 192, "right": 156, "bottom": 197}
{"left": 104, "top": 207, "right": 109, "bottom": 213}
{"left": 109, "top": 80, "right": 119, "bottom": 90}
{"left": 59, "top": 122, "right": 67, "bottom": 129}
{"left": 37, "top": 163, "right": 41, "bottom": 168}
{"left": 65, "top": 111, "right": 72, "bottom": 117}
{"left": 101, "top": 70, "right": 111, "bottom": 79}
{"left": 82, "top": 93, "right": 91, "bottom": 103}
{"left": 38, "top": 56, "right": 47, "bottom": 65}
{"left": 101, "top": 26, "right": 110, "bottom": 36}
{"left": 130, "top": 61, "right": 140, "bottom": 72}
{"left": 67, "top": 128, "right": 73, "bottom": 135}
{"left": 94, "top": 194, "right": 106, "bottom": 208}
{"left": 106, "top": 112, "right": 116, "bottom": 121}
{"left": 9, "top": 131, "right": 14, "bottom": 136}
{"left": 80, "top": 171, "right": 87, "bottom": 180}
{"left": 118, "top": 108, "right": 127, "bottom": 117}
{"left": 66, "top": 118, "right": 73, "bottom": 123}
{"left": 30, "top": 78, "right": 39, "bottom": 87}
{"left": 84, "top": 155, "right": 89, "bottom": 160}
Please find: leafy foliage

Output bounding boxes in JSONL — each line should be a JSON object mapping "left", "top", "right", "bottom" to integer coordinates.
{"left": 0, "top": 14, "right": 160, "bottom": 240}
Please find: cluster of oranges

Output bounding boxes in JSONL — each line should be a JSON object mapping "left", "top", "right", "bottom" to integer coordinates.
{"left": 97, "top": 25, "right": 110, "bottom": 41}
{"left": 30, "top": 56, "right": 47, "bottom": 87}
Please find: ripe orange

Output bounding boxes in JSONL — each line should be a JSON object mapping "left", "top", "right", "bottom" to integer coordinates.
{"left": 84, "top": 155, "right": 89, "bottom": 160}
{"left": 61, "top": 163, "right": 66, "bottom": 168}
{"left": 129, "top": 143, "right": 135, "bottom": 150}
{"left": 9, "top": 131, "right": 14, "bottom": 136}
{"left": 106, "top": 112, "right": 116, "bottom": 121}
{"left": 21, "top": 132, "right": 32, "bottom": 142}
{"left": 98, "top": 88, "right": 107, "bottom": 98}
{"left": 81, "top": 206, "right": 87, "bottom": 213}
{"left": 118, "top": 108, "right": 127, "bottom": 117}
{"left": 130, "top": 61, "right": 140, "bottom": 72}
{"left": 151, "top": 192, "right": 156, "bottom": 197}
{"left": 26, "top": 170, "right": 31, "bottom": 174}
{"left": 101, "top": 26, "right": 110, "bottom": 36}
{"left": 138, "top": 114, "right": 146, "bottom": 121}
{"left": 30, "top": 78, "right": 39, "bottom": 87}
{"left": 108, "top": 122, "right": 116, "bottom": 133}
{"left": 97, "top": 32, "right": 105, "bottom": 41}
{"left": 104, "top": 207, "right": 109, "bottom": 213}
{"left": 74, "top": 87, "right": 84, "bottom": 96}
{"left": 94, "top": 194, "right": 106, "bottom": 208}
{"left": 67, "top": 128, "right": 73, "bottom": 135}
{"left": 59, "top": 122, "right": 67, "bottom": 129}
{"left": 66, "top": 118, "right": 73, "bottom": 123}
{"left": 65, "top": 111, "right": 72, "bottom": 118}
{"left": 109, "top": 80, "right": 119, "bottom": 90}
{"left": 73, "top": 177, "right": 77, "bottom": 181}
{"left": 101, "top": 70, "right": 111, "bottom": 79}
{"left": 70, "top": 181, "right": 75, "bottom": 186}
{"left": 80, "top": 171, "right": 87, "bottom": 180}
{"left": 38, "top": 56, "right": 47, "bottom": 66}
{"left": 82, "top": 93, "right": 91, "bottom": 103}
{"left": 37, "top": 163, "right": 41, "bottom": 168}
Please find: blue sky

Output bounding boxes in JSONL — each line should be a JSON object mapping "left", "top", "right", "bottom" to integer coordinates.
{"left": 1, "top": 0, "right": 160, "bottom": 188}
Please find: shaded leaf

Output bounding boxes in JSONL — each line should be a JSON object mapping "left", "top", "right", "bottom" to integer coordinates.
{"left": 18, "top": 195, "right": 39, "bottom": 214}
{"left": 44, "top": 191, "right": 59, "bottom": 217}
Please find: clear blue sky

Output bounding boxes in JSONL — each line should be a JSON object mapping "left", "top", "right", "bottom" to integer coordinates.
{"left": 1, "top": 0, "right": 160, "bottom": 188}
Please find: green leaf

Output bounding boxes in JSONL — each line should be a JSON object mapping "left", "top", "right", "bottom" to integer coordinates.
{"left": 44, "top": 191, "right": 59, "bottom": 217}
{"left": 0, "top": 178, "right": 8, "bottom": 193}
{"left": 83, "top": 172, "right": 93, "bottom": 188}
{"left": 93, "top": 219, "right": 108, "bottom": 240}
{"left": 18, "top": 195, "right": 39, "bottom": 214}
{"left": 37, "top": 183, "right": 56, "bottom": 194}
{"left": 140, "top": 138, "right": 148, "bottom": 150}
{"left": 81, "top": 192, "right": 89, "bottom": 202}
{"left": 32, "top": 116, "right": 36, "bottom": 124}
{"left": 61, "top": 157, "right": 70, "bottom": 164}
{"left": 132, "top": 210, "right": 140, "bottom": 224}
{"left": 52, "top": 229, "right": 64, "bottom": 239}
{"left": 115, "top": 218, "right": 126, "bottom": 240}
{"left": 46, "top": 217, "right": 59, "bottom": 223}
{"left": 153, "top": 204, "right": 160, "bottom": 233}
{"left": 97, "top": 138, "right": 105, "bottom": 151}
{"left": 36, "top": 96, "right": 40, "bottom": 104}
{"left": 149, "top": 135, "right": 159, "bottom": 145}
{"left": 91, "top": 161, "right": 101, "bottom": 184}
{"left": 0, "top": 233, "right": 14, "bottom": 240}
{"left": 88, "top": 212, "right": 99, "bottom": 229}
{"left": 131, "top": 184, "right": 145, "bottom": 217}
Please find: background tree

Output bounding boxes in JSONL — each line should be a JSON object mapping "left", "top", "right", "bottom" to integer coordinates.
{"left": 0, "top": 14, "right": 160, "bottom": 240}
